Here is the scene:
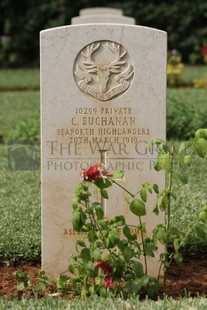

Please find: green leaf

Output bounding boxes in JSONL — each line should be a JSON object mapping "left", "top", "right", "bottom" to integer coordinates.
{"left": 193, "top": 138, "right": 207, "bottom": 158}
{"left": 156, "top": 227, "right": 168, "bottom": 244}
{"left": 174, "top": 252, "right": 183, "bottom": 264}
{"left": 88, "top": 286, "right": 95, "bottom": 295}
{"left": 91, "top": 202, "right": 101, "bottom": 208}
{"left": 160, "top": 195, "right": 169, "bottom": 211}
{"left": 90, "top": 248, "right": 101, "bottom": 260}
{"left": 113, "top": 170, "right": 125, "bottom": 179}
{"left": 183, "top": 155, "right": 193, "bottom": 166}
{"left": 72, "top": 210, "right": 83, "bottom": 232}
{"left": 72, "top": 197, "right": 79, "bottom": 209}
{"left": 153, "top": 201, "right": 159, "bottom": 215}
{"left": 133, "top": 261, "right": 144, "bottom": 277}
{"left": 123, "top": 225, "right": 132, "bottom": 239}
{"left": 140, "top": 188, "right": 147, "bottom": 202}
{"left": 173, "top": 238, "right": 180, "bottom": 252}
{"left": 99, "top": 287, "right": 107, "bottom": 297}
{"left": 109, "top": 234, "right": 120, "bottom": 247}
{"left": 196, "top": 223, "right": 207, "bottom": 239}
{"left": 199, "top": 211, "right": 207, "bottom": 223}
{"left": 153, "top": 159, "right": 162, "bottom": 171}
{"left": 33, "top": 284, "right": 47, "bottom": 293}
{"left": 95, "top": 205, "right": 104, "bottom": 220}
{"left": 110, "top": 227, "right": 119, "bottom": 236}
{"left": 157, "top": 153, "right": 172, "bottom": 172}
{"left": 97, "top": 219, "right": 107, "bottom": 229}
{"left": 82, "top": 181, "right": 91, "bottom": 190}
{"left": 130, "top": 199, "right": 146, "bottom": 217}
{"left": 69, "top": 264, "right": 75, "bottom": 274}
{"left": 153, "top": 183, "right": 159, "bottom": 194}
{"left": 178, "top": 141, "right": 187, "bottom": 153}
{"left": 76, "top": 238, "right": 85, "bottom": 247}
{"left": 101, "top": 188, "right": 109, "bottom": 199}
{"left": 124, "top": 279, "right": 142, "bottom": 294}
{"left": 95, "top": 178, "right": 112, "bottom": 189}
{"left": 17, "top": 282, "right": 25, "bottom": 291}
{"left": 146, "top": 277, "right": 159, "bottom": 298}
{"left": 144, "top": 242, "right": 156, "bottom": 257}
{"left": 109, "top": 227, "right": 119, "bottom": 245}
{"left": 151, "top": 139, "right": 166, "bottom": 152}
{"left": 123, "top": 247, "right": 134, "bottom": 262}
{"left": 113, "top": 215, "right": 126, "bottom": 225}
{"left": 56, "top": 275, "right": 70, "bottom": 293}
{"left": 195, "top": 128, "right": 207, "bottom": 140}
{"left": 178, "top": 173, "right": 188, "bottom": 184}
{"left": 87, "top": 230, "right": 97, "bottom": 243}
{"left": 80, "top": 248, "right": 90, "bottom": 261}
{"left": 178, "top": 155, "right": 185, "bottom": 168}
{"left": 123, "top": 225, "right": 136, "bottom": 241}
{"left": 79, "top": 191, "right": 91, "bottom": 201}
{"left": 81, "top": 286, "right": 87, "bottom": 299}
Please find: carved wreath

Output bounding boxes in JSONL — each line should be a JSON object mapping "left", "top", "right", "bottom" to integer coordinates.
{"left": 74, "top": 41, "right": 134, "bottom": 101}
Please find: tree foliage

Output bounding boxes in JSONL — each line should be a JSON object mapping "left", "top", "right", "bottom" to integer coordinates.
{"left": 1, "top": 0, "right": 207, "bottom": 66}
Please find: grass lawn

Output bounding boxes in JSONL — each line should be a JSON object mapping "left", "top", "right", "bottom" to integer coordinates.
{"left": 1, "top": 295, "right": 207, "bottom": 309}
{"left": 0, "top": 91, "right": 40, "bottom": 138}
{"left": 167, "top": 88, "right": 207, "bottom": 112}
{"left": 0, "top": 144, "right": 40, "bottom": 263}
{"left": 0, "top": 67, "right": 207, "bottom": 306}
{"left": 0, "top": 69, "right": 40, "bottom": 90}
{"left": 0, "top": 67, "right": 206, "bottom": 262}
{"left": 182, "top": 65, "right": 207, "bottom": 83}
{"left": 171, "top": 155, "right": 207, "bottom": 248}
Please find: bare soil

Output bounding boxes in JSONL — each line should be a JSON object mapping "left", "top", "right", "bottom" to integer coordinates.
{"left": 1, "top": 254, "right": 207, "bottom": 299}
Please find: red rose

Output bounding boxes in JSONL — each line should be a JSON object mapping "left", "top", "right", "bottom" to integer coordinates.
{"left": 104, "top": 276, "right": 113, "bottom": 288}
{"left": 80, "top": 163, "right": 108, "bottom": 181}
{"left": 94, "top": 260, "right": 113, "bottom": 274}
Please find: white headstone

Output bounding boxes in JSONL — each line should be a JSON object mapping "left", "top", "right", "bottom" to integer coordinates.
{"left": 41, "top": 19, "right": 167, "bottom": 278}
{"left": 80, "top": 8, "right": 123, "bottom": 16}
{"left": 72, "top": 8, "right": 135, "bottom": 25}
{"left": 71, "top": 15, "right": 135, "bottom": 25}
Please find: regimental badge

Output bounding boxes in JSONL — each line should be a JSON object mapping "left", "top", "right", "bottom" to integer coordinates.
{"left": 74, "top": 41, "right": 134, "bottom": 101}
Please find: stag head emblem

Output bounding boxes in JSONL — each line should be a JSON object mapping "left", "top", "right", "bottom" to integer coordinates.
{"left": 74, "top": 41, "right": 134, "bottom": 101}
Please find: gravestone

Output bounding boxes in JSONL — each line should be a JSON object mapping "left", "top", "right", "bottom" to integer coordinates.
{"left": 40, "top": 9, "right": 167, "bottom": 278}
{"left": 72, "top": 9, "right": 135, "bottom": 25}
{"left": 79, "top": 8, "right": 123, "bottom": 16}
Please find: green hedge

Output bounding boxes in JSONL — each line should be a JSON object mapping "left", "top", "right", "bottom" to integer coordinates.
{"left": 5, "top": 113, "right": 40, "bottom": 142}
{"left": 1, "top": 0, "right": 207, "bottom": 67}
{"left": 167, "top": 95, "right": 207, "bottom": 139}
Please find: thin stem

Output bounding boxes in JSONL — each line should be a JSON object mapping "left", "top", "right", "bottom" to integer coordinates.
{"left": 164, "top": 146, "right": 175, "bottom": 289}
{"left": 162, "top": 219, "right": 201, "bottom": 283}
{"left": 108, "top": 178, "right": 134, "bottom": 198}
{"left": 158, "top": 261, "right": 163, "bottom": 282}
{"left": 139, "top": 216, "right": 148, "bottom": 275}
{"left": 166, "top": 147, "right": 174, "bottom": 232}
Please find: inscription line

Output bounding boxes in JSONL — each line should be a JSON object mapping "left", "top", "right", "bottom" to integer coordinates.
{"left": 47, "top": 157, "right": 158, "bottom": 160}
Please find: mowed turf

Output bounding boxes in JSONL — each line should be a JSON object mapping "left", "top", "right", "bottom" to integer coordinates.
{"left": 0, "top": 68, "right": 207, "bottom": 263}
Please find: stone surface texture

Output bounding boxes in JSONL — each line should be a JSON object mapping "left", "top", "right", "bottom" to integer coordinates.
{"left": 80, "top": 8, "right": 123, "bottom": 16}
{"left": 71, "top": 15, "right": 135, "bottom": 25}
{"left": 72, "top": 7, "right": 135, "bottom": 25}
{"left": 40, "top": 23, "right": 167, "bottom": 278}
